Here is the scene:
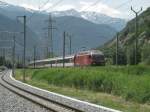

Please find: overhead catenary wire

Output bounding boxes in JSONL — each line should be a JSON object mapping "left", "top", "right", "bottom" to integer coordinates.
{"left": 115, "top": 0, "right": 132, "bottom": 10}
{"left": 0, "top": 36, "right": 31, "bottom": 57}
{"left": 27, "top": 0, "right": 64, "bottom": 23}
{"left": 27, "top": 0, "right": 51, "bottom": 22}
{"left": 100, "top": 0, "right": 133, "bottom": 24}
{"left": 42, "top": 0, "right": 64, "bottom": 12}
{"left": 80, "top": 0, "right": 105, "bottom": 12}
{"left": 0, "top": 31, "right": 31, "bottom": 60}
{"left": 58, "top": 0, "right": 105, "bottom": 26}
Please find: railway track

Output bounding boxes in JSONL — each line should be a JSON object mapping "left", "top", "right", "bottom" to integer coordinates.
{"left": 0, "top": 71, "right": 76, "bottom": 112}
{"left": 0, "top": 70, "right": 121, "bottom": 112}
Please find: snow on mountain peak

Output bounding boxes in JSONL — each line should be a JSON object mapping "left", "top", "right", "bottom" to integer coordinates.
{"left": 52, "top": 9, "right": 81, "bottom": 17}
{"left": 0, "top": 1, "right": 9, "bottom": 7}
{"left": 51, "top": 9, "right": 126, "bottom": 31}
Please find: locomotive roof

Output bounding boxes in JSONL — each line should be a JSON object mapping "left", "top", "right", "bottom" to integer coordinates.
{"left": 77, "top": 50, "right": 104, "bottom": 55}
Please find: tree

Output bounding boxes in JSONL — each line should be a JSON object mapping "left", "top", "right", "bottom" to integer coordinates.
{"left": 113, "top": 48, "right": 127, "bottom": 65}
{"left": 0, "top": 56, "right": 5, "bottom": 66}
{"left": 141, "top": 43, "right": 150, "bottom": 64}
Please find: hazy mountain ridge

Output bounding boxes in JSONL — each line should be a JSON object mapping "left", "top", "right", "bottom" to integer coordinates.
{"left": 0, "top": 13, "right": 39, "bottom": 58}
{"left": 0, "top": 1, "right": 118, "bottom": 56}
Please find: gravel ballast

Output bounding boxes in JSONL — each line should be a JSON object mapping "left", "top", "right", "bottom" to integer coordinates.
{"left": 0, "top": 74, "right": 51, "bottom": 112}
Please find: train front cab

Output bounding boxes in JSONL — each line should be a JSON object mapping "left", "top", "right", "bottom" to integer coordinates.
{"left": 74, "top": 54, "right": 92, "bottom": 66}
{"left": 91, "top": 54, "right": 105, "bottom": 66}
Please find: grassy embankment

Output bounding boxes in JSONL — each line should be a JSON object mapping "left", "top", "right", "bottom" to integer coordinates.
{"left": 15, "top": 66, "right": 150, "bottom": 112}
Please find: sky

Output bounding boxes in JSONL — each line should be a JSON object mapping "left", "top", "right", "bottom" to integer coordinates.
{"left": 1, "top": 0, "right": 150, "bottom": 19}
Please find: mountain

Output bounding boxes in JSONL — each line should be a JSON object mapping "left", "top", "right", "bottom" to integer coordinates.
{"left": 54, "top": 16, "right": 116, "bottom": 54}
{"left": 52, "top": 9, "right": 127, "bottom": 31}
{"left": 101, "top": 7, "right": 150, "bottom": 65}
{"left": 0, "top": 1, "right": 117, "bottom": 56}
{"left": 0, "top": 13, "right": 39, "bottom": 59}
{"left": 20, "top": 14, "right": 117, "bottom": 55}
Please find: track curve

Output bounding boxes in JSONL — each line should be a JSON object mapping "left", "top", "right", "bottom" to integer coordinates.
{"left": 0, "top": 70, "right": 121, "bottom": 112}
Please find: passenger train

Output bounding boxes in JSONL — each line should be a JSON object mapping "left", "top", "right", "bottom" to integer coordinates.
{"left": 28, "top": 50, "right": 105, "bottom": 67}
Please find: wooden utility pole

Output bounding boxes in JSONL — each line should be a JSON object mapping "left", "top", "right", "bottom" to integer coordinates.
{"left": 63, "top": 32, "right": 66, "bottom": 68}
{"left": 2, "top": 48, "right": 5, "bottom": 59}
{"left": 69, "top": 35, "right": 72, "bottom": 55}
{"left": 23, "top": 15, "right": 26, "bottom": 82}
{"left": 131, "top": 6, "right": 142, "bottom": 65}
{"left": 17, "top": 15, "right": 26, "bottom": 82}
{"left": 12, "top": 34, "right": 16, "bottom": 76}
{"left": 33, "top": 46, "right": 36, "bottom": 69}
{"left": 46, "top": 47, "right": 49, "bottom": 58}
{"left": 2, "top": 48, "right": 5, "bottom": 65}
{"left": 116, "top": 33, "right": 119, "bottom": 65}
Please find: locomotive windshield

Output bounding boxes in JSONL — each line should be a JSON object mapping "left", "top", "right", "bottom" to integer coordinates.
{"left": 91, "top": 54, "right": 105, "bottom": 65}
{"left": 92, "top": 55, "right": 104, "bottom": 61}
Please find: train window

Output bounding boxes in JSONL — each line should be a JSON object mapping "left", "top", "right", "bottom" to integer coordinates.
{"left": 57, "top": 59, "right": 63, "bottom": 63}
{"left": 65, "top": 59, "right": 70, "bottom": 63}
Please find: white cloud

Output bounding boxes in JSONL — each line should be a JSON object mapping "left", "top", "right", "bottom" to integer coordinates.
{"left": 79, "top": 1, "right": 121, "bottom": 17}
{"left": 20, "top": 3, "right": 75, "bottom": 12}
{"left": 20, "top": 1, "right": 121, "bottom": 17}
{"left": 50, "top": 4, "right": 75, "bottom": 11}
{"left": 20, "top": 2, "right": 53, "bottom": 11}
{"left": 20, "top": 4, "right": 39, "bottom": 10}
{"left": 40, "top": 3, "right": 53, "bottom": 11}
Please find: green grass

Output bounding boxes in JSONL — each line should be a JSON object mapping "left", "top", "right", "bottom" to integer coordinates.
{"left": 15, "top": 66, "right": 150, "bottom": 112}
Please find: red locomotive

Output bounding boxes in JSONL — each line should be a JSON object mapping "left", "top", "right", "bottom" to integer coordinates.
{"left": 74, "top": 50, "right": 105, "bottom": 66}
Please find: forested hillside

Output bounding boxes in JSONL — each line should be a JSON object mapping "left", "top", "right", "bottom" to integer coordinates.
{"left": 101, "top": 7, "right": 150, "bottom": 65}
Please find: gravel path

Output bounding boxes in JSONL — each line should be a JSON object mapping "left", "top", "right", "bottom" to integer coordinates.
{"left": 0, "top": 85, "right": 52, "bottom": 112}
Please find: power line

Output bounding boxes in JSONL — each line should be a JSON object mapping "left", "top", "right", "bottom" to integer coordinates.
{"left": 97, "top": 0, "right": 132, "bottom": 24}
{"left": 0, "top": 31, "right": 24, "bottom": 47}
{"left": 101, "top": 0, "right": 132, "bottom": 10}
{"left": 39, "top": 0, "right": 50, "bottom": 9}
{"left": 58, "top": 0, "right": 106, "bottom": 27}
{"left": 27, "top": 0, "right": 51, "bottom": 22}
{"left": 42, "top": 0, "right": 64, "bottom": 12}
{"left": 115, "top": 0, "right": 132, "bottom": 10}
{"left": 0, "top": 32, "right": 32, "bottom": 57}
{"left": 80, "top": 0, "right": 104, "bottom": 12}
{"left": 27, "top": 0, "right": 64, "bottom": 23}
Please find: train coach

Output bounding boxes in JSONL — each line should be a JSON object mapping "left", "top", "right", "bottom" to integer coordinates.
{"left": 28, "top": 50, "right": 105, "bottom": 67}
